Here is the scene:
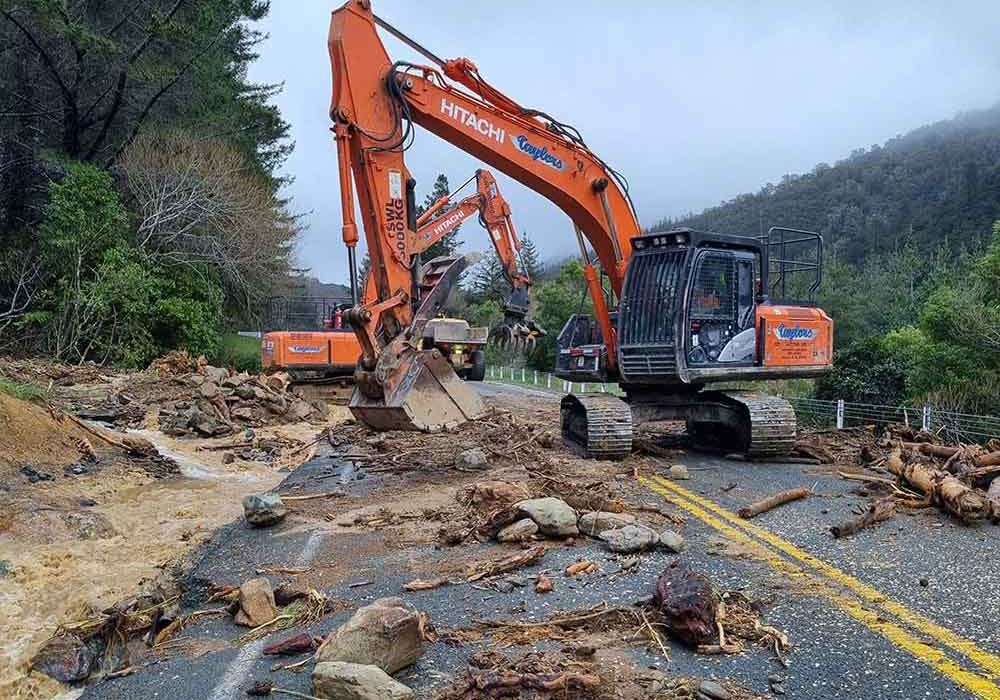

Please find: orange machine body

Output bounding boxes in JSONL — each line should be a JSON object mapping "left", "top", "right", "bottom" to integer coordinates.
{"left": 757, "top": 305, "right": 833, "bottom": 368}
{"left": 261, "top": 329, "right": 359, "bottom": 376}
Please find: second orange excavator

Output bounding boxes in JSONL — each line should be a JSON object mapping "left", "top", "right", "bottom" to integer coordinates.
{"left": 262, "top": 168, "right": 543, "bottom": 391}
{"left": 327, "top": 0, "right": 834, "bottom": 452}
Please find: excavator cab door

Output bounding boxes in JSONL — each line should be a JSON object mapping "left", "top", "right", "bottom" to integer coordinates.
{"left": 684, "top": 249, "right": 759, "bottom": 367}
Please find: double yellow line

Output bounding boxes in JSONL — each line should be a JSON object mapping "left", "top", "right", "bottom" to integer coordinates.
{"left": 640, "top": 475, "right": 1000, "bottom": 699}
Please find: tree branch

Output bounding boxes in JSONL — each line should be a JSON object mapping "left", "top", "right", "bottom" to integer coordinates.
{"left": 2, "top": 10, "right": 75, "bottom": 107}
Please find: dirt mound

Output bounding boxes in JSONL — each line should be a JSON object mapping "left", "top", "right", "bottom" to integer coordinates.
{"left": 0, "top": 394, "right": 90, "bottom": 473}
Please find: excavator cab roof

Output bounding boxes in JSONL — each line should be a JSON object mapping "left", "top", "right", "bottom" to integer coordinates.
{"left": 631, "top": 227, "right": 764, "bottom": 254}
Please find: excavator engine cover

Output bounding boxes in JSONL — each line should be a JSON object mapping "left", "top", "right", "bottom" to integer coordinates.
{"left": 349, "top": 345, "right": 485, "bottom": 431}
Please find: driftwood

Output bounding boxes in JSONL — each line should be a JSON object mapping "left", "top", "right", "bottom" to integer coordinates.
{"left": 737, "top": 487, "right": 810, "bottom": 519}
{"left": 467, "top": 545, "right": 546, "bottom": 582}
{"left": 793, "top": 440, "right": 835, "bottom": 464}
{"left": 887, "top": 450, "right": 990, "bottom": 522}
{"left": 901, "top": 442, "right": 1000, "bottom": 469}
{"left": 830, "top": 497, "right": 897, "bottom": 538}
{"left": 403, "top": 577, "right": 452, "bottom": 592}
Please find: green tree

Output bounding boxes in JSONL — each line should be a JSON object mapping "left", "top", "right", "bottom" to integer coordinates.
{"left": 527, "top": 259, "right": 591, "bottom": 370}
{"left": 470, "top": 248, "right": 510, "bottom": 306}
{"left": 519, "top": 232, "right": 541, "bottom": 279}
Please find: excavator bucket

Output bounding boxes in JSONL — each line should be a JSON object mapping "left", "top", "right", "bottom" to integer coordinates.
{"left": 348, "top": 254, "right": 486, "bottom": 432}
{"left": 349, "top": 346, "right": 485, "bottom": 431}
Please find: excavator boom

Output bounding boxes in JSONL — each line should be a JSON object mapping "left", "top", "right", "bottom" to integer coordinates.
{"left": 328, "top": 1, "right": 832, "bottom": 454}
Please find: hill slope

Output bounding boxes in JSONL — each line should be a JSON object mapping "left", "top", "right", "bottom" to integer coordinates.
{"left": 653, "top": 104, "right": 1000, "bottom": 263}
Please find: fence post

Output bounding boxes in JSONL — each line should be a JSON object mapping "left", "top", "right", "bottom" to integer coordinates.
{"left": 521, "top": 368, "right": 525, "bottom": 382}
{"left": 547, "top": 374, "right": 552, "bottom": 389}
{"left": 922, "top": 405, "right": 931, "bottom": 432}
{"left": 533, "top": 370, "right": 537, "bottom": 385}
{"left": 836, "top": 399, "right": 845, "bottom": 429}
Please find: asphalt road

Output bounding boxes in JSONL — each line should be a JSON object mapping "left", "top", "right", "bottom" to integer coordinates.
{"left": 81, "top": 382, "right": 1000, "bottom": 700}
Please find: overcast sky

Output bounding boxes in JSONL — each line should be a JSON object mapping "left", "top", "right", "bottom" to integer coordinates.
{"left": 248, "top": 1, "right": 1000, "bottom": 285}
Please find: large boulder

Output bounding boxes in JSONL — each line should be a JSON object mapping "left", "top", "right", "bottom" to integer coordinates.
{"left": 514, "top": 497, "right": 578, "bottom": 537}
{"left": 578, "top": 511, "right": 636, "bottom": 536}
{"left": 459, "top": 480, "right": 530, "bottom": 508}
{"left": 233, "top": 577, "right": 277, "bottom": 628}
{"left": 316, "top": 598, "right": 424, "bottom": 674}
{"left": 599, "top": 524, "right": 658, "bottom": 553}
{"left": 312, "top": 661, "right": 414, "bottom": 700}
{"left": 243, "top": 493, "right": 287, "bottom": 527}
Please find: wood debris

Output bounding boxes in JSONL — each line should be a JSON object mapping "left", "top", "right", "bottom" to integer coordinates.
{"left": 467, "top": 545, "right": 546, "bottom": 582}
{"left": 830, "top": 496, "right": 897, "bottom": 538}
{"left": 737, "top": 487, "right": 810, "bottom": 519}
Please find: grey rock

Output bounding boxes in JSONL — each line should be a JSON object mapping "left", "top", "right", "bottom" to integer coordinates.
{"left": 316, "top": 597, "right": 424, "bottom": 674}
{"left": 455, "top": 447, "right": 488, "bottom": 468}
{"left": 666, "top": 464, "right": 689, "bottom": 480}
{"left": 63, "top": 511, "right": 117, "bottom": 540}
{"left": 312, "top": 661, "right": 414, "bottom": 700}
{"left": 242, "top": 493, "right": 287, "bottom": 527}
{"left": 199, "top": 381, "right": 220, "bottom": 399}
{"left": 289, "top": 399, "right": 317, "bottom": 421}
{"left": 232, "top": 406, "right": 255, "bottom": 422}
{"left": 203, "top": 366, "right": 230, "bottom": 384}
{"left": 658, "top": 529, "right": 686, "bottom": 552}
{"left": 515, "top": 497, "right": 578, "bottom": 537}
{"left": 599, "top": 524, "right": 658, "bottom": 553}
{"left": 235, "top": 384, "right": 256, "bottom": 400}
{"left": 31, "top": 634, "right": 97, "bottom": 682}
{"left": 0, "top": 560, "right": 9, "bottom": 577}
{"left": 698, "top": 680, "right": 731, "bottom": 700}
{"left": 496, "top": 518, "right": 538, "bottom": 543}
{"left": 578, "top": 511, "right": 636, "bottom": 536}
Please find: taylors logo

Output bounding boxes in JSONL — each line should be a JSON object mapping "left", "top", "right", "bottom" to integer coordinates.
{"left": 774, "top": 324, "right": 816, "bottom": 341}
{"left": 513, "top": 135, "right": 565, "bottom": 171}
{"left": 290, "top": 345, "right": 323, "bottom": 354}
{"left": 440, "top": 99, "right": 505, "bottom": 144}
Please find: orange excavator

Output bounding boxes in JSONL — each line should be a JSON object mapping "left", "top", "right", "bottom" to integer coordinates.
{"left": 328, "top": 0, "right": 834, "bottom": 453}
{"left": 261, "top": 167, "right": 542, "bottom": 390}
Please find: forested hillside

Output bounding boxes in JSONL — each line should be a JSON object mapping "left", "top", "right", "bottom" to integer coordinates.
{"left": 654, "top": 105, "right": 1000, "bottom": 263}
{"left": 0, "top": 1, "right": 295, "bottom": 365}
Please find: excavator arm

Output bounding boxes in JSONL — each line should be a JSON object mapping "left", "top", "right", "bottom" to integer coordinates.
{"left": 329, "top": 0, "right": 641, "bottom": 376}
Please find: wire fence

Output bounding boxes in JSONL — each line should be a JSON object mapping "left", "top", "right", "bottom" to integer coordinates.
{"left": 488, "top": 364, "right": 1000, "bottom": 444}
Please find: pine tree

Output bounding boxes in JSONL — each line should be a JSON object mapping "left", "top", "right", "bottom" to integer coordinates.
{"left": 417, "top": 173, "right": 462, "bottom": 260}
{"left": 519, "top": 232, "right": 541, "bottom": 279}
{"left": 470, "top": 248, "right": 510, "bottom": 305}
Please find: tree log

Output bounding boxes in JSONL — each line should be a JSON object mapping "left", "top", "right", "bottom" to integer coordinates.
{"left": 900, "top": 442, "right": 1000, "bottom": 468}
{"left": 830, "top": 497, "right": 897, "bottom": 538}
{"left": 737, "top": 487, "right": 810, "bottom": 519}
{"left": 887, "top": 450, "right": 990, "bottom": 522}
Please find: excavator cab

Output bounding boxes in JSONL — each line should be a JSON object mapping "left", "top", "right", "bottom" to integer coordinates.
{"left": 560, "top": 227, "right": 832, "bottom": 458}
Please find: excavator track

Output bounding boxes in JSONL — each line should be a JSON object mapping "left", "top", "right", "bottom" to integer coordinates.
{"left": 560, "top": 394, "right": 633, "bottom": 460}
{"left": 702, "top": 390, "right": 797, "bottom": 458}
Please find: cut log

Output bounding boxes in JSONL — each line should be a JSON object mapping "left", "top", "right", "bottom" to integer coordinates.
{"left": 886, "top": 450, "right": 990, "bottom": 522}
{"left": 466, "top": 545, "right": 546, "bottom": 582}
{"left": 830, "top": 497, "right": 897, "bottom": 538}
{"left": 737, "top": 487, "right": 810, "bottom": 519}
{"left": 793, "top": 441, "right": 835, "bottom": 464}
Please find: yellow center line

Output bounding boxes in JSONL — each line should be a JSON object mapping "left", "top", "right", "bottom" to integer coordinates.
{"left": 639, "top": 475, "right": 1000, "bottom": 700}
{"left": 647, "top": 475, "right": 1000, "bottom": 678}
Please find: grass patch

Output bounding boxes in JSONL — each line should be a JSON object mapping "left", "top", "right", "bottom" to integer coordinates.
{"left": 214, "top": 333, "right": 262, "bottom": 373}
{"left": 0, "top": 377, "right": 50, "bottom": 405}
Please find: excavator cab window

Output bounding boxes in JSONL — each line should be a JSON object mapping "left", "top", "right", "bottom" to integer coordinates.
{"left": 686, "top": 250, "right": 758, "bottom": 365}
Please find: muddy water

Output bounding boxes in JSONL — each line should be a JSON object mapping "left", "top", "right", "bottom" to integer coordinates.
{"left": 0, "top": 419, "right": 337, "bottom": 699}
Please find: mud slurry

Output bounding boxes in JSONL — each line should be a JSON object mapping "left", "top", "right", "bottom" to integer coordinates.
{"left": 0, "top": 380, "right": 346, "bottom": 699}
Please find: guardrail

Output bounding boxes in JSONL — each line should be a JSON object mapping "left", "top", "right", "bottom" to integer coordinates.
{"left": 488, "top": 364, "right": 1000, "bottom": 444}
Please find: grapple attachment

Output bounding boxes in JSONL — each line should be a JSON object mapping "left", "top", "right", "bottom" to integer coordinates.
{"left": 349, "top": 345, "right": 485, "bottom": 431}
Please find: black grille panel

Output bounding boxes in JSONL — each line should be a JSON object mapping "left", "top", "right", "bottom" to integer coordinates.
{"left": 619, "top": 250, "right": 685, "bottom": 346}
{"left": 620, "top": 345, "right": 677, "bottom": 380}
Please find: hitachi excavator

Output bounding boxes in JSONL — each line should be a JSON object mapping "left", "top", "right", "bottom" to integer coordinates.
{"left": 328, "top": 0, "right": 834, "bottom": 452}
{"left": 262, "top": 168, "right": 543, "bottom": 391}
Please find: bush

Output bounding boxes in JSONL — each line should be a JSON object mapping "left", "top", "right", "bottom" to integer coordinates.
{"left": 214, "top": 333, "right": 262, "bottom": 373}
{"left": 815, "top": 338, "right": 907, "bottom": 405}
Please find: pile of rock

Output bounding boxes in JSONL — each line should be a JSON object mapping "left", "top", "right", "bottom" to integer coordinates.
{"left": 157, "top": 366, "right": 326, "bottom": 437}
{"left": 468, "top": 486, "right": 686, "bottom": 555}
